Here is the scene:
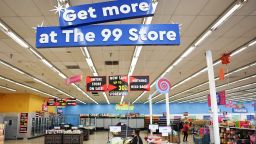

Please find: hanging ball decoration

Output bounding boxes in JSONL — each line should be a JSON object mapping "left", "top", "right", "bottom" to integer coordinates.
{"left": 220, "top": 53, "right": 231, "bottom": 65}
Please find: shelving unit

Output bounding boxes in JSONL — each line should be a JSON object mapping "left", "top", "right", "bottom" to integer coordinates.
{"left": 219, "top": 126, "right": 255, "bottom": 144}
{"left": 0, "top": 124, "right": 4, "bottom": 144}
{"left": 144, "top": 116, "right": 159, "bottom": 128}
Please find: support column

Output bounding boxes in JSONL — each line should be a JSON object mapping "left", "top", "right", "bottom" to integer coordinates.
{"left": 206, "top": 50, "right": 220, "bottom": 144}
{"left": 149, "top": 95, "right": 153, "bottom": 125}
{"left": 165, "top": 93, "right": 170, "bottom": 126}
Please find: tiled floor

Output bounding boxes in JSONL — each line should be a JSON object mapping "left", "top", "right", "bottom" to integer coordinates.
{"left": 4, "top": 131, "right": 194, "bottom": 144}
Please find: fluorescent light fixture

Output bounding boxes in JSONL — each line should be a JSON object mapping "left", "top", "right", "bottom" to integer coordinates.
{"left": 76, "top": 99, "right": 86, "bottom": 104}
{"left": 230, "top": 46, "right": 247, "bottom": 56}
{"left": 0, "top": 61, "right": 25, "bottom": 75}
{"left": 0, "top": 76, "right": 58, "bottom": 98}
{"left": 42, "top": 59, "right": 53, "bottom": 68}
{"left": 103, "top": 92, "right": 110, "bottom": 104}
{"left": 58, "top": 73, "right": 67, "bottom": 79}
{"left": 134, "top": 46, "right": 143, "bottom": 58}
{"left": 211, "top": 3, "right": 242, "bottom": 30}
{"left": 120, "top": 96, "right": 124, "bottom": 104}
{"left": 181, "top": 46, "right": 196, "bottom": 58}
{"left": 0, "top": 85, "right": 16, "bottom": 92}
{"left": 194, "top": 30, "right": 212, "bottom": 47}
{"left": 7, "top": 31, "right": 29, "bottom": 48}
{"left": 0, "top": 22, "right": 8, "bottom": 31}
{"left": 83, "top": 47, "right": 91, "bottom": 58}
{"left": 29, "top": 48, "right": 43, "bottom": 59}
{"left": 86, "top": 58, "right": 94, "bottom": 67}
{"left": 248, "top": 40, "right": 256, "bottom": 47}
{"left": 173, "top": 57, "right": 183, "bottom": 66}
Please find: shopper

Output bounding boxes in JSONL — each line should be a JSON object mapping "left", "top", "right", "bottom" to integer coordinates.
{"left": 182, "top": 122, "right": 189, "bottom": 142}
{"left": 130, "top": 129, "right": 143, "bottom": 144}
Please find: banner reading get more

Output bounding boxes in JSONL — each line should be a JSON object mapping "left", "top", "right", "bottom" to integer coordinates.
{"left": 59, "top": 0, "right": 155, "bottom": 27}
{"left": 36, "top": 24, "right": 180, "bottom": 48}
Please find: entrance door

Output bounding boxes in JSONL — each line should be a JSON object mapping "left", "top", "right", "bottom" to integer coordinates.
{"left": 4, "top": 117, "right": 18, "bottom": 140}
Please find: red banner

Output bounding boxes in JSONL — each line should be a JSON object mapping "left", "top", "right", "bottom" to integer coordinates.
{"left": 208, "top": 91, "right": 226, "bottom": 106}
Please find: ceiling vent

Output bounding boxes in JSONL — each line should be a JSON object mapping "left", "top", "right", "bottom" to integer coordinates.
{"left": 92, "top": 92, "right": 99, "bottom": 96}
{"left": 105, "top": 61, "right": 119, "bottom": 65}
{"left": 24, "top": 81, "right": 36, "bottom": 84}
{"left": 66, "top": 65, "right": 80, "bottom": 69}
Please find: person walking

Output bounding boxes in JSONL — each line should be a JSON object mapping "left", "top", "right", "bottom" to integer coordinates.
{"left": 130, "top": 129, "right": 143, "bottom": 144}
{"left": 182, "top": 122, "right": 189, "bottom": 142}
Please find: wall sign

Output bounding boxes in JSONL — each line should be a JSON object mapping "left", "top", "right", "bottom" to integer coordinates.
{"left": 130, "top": 76, "right": 150, "bottom": 91}
{"left": 65, "top": 74, "right": 82, "bottom": 85}
{"left": 86, "top": 76, "right": 107, "bottom": 92}
{"left": 36, "top": 24, "right": 180, "bottom": 48}
{"left": 115, "top": 103, "right": 134, "bottom": 111}
{"left": 232, "top": 108, "right": 248, "bottom": 113}
{"left": 155, "top": 78, "right": 171, "bottom": 94}
{"left": 108, "top": 75, "right": 128, "bottom": 96}
{"left": 59, "top": 0, "right": 155, "bottom": 27}
{"left": 19, "top": 113, "right": 28, "bottom": 133}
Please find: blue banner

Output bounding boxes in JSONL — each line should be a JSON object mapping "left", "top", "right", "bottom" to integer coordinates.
{"left": 232, "top": 108, "right": 248, "bottom": 113}
{"left": 36, "top": 24, "right": 180, "bottom": 48}
{"left": 59, "top": 0, "right": 154, "bottom": 27}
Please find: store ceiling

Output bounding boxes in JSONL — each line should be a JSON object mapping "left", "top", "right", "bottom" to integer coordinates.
{"left": 0, "top": 0, "right": 255, "bottom": 104}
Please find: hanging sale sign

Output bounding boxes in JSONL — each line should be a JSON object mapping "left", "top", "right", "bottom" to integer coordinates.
{"left": 130, "top": 76, "right": 150, "bottom": 91}
{"left": 36, "top": 24, "right": 180, "bottom": 48}
{"left": 86, "top": 76, "right": 107, "bottom": 92}
{"left": 208, "top": 91, "right": 226, "bottom": 106}
{"left": 108, "top": 75, "right": 128, "bottom": 96}
{"left": 59, "top": 0, "right": 155, "bottom": 27}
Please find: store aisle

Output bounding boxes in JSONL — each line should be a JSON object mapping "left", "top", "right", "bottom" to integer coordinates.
{"left": 4, "top": 132, "right": 194, "bottom": 144}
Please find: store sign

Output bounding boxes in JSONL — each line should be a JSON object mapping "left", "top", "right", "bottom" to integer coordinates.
{"left": 208, "top": 91, "right": 226, "bottom": 106}
{"left": 36, "top": 24, "right": 180, "bottom": 48}
{"left": 130, "top": 76, "right": 150, "bottom": 91}
{"left": 149, "top": 124, "right": 159, "bottom": 130}
{"left": 109, "top": 75, "right": 128, "bottom": 96}
{"left": 59, "top": 0, "right": 154, "bottom": 27}
{"left": 19, "top": 113, "right": 28, "bottom": 133}
{"left": 232, "top": 108, "right": 248, "bottom": 113}
{"left": 47, "top": 98, "right": 77, "bottom": 106}
{"left": 115, "top": 103, "right": 134, "bottom": 111}
{"left": 65, "top": 74, "right": 82, "bottom": 85}
{"left": 155, "top": 78, "right": 171, "bottom": 94}
{"left": 86, "top": 76, "right": 107, "bottom": 92}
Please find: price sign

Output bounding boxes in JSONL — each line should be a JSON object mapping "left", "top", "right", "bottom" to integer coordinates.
{"left": 130, "top": 76, "right": 150, "bottom": 91}
{"left": 86, "top": 76, "right": 107, "bottom": 92}
{"left": 47, "top": 98, "right": 77, "bottom": 106}
{"left": 108, "top": 75, "right": 128, "bottom": 96}
{"left": 109, "top": 126, "right": 121, "bottom": 133}
{"left": 149, "top": 124, "right": 159, "bottom": 130}
{"left": 159, "top": 126, "right": 172, "bottom": 133}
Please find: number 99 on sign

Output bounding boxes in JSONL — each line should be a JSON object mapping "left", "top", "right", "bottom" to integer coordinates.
{"left": 118, "top": 85, "right": 127, "bottom": 91}
{"left": 101, "top": 28, "right": 122, "bottom": 41}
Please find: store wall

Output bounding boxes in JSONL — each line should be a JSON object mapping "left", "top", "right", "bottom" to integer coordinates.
{"left": 63, "top": 102, "right": 255, "bottom": 125}
{"left": 63, "top": 102, "right": 255, "bottom": 115}
{"left": 0, "top": 93, "right": 55, "bottom": 113}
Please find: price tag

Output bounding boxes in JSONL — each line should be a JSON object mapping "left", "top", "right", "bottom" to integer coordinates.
{"left": 149, "top": 124, "right": 159, "bottom": 130}
{"left": 159, "top": 126, "right": 172, "bottom": 133}
{"left": 54, "top": 126, "right": 60, "bottom": 129}
{"left": 109, "top": 126, "right": 121, "bottom": 133}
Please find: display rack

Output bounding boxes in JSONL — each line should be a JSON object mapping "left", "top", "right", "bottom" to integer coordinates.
{"left": 0, "top": 124, "right": 4, "bottom": 144}
{"left": 219, "top": 126, "right": 255, "bottom": 144}
{"left": 144, "top": 116, "right": 159, "bottom": 128}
